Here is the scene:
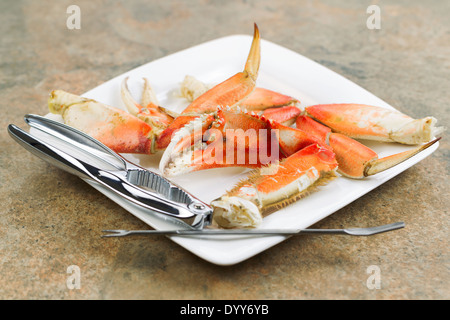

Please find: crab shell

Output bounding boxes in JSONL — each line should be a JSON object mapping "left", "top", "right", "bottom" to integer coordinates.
{"left": 211, "top": 144, "right": 338, "bottom": 228}
{"left": 305, "top": 103, "right": 444, "bottom": 145}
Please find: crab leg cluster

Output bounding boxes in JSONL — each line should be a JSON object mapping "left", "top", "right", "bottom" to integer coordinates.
{"left": 46, "top": 24, "right": 443, "bottom": 228}
{"left": 159, "top": 105, "right": 320, "bottom": 177}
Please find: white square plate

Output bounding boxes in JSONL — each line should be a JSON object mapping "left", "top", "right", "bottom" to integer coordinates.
{"left": 47, "top": 35, "right": 439, "bottom": 265}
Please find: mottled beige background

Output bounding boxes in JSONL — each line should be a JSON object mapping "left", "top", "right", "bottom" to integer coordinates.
{"left": 1, "top": 0, "right": 448, "bottom": 299}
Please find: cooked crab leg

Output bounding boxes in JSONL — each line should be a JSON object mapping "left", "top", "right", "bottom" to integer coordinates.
{"left": 305, "top": 103, "right": 444, "bottom": 144}
{"left": 211, "top": 144, "right": 338, "bottom": 228}
{"left": 155, "top": 23, "right": 261, "bottom": 150}
{"left": 179, "top": 75, "right": 300, "bottom": 112}
{"left": 48, "top": 90, "right": 154, "bottom": 154}
{"left": 296, "top": 114, "right": 441, "bottom": 179}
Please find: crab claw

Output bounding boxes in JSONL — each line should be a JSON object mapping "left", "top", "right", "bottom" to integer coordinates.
{"left": 180, "top": 23, "right": 260, "bottom": 114}
{"left": 48, "top": 90, "right": 154, "bottom": 154}
{"left": 363, "top": 137, "right": 441, "bottom": 177}
{"left": 179, "top": 75, "right": 300, "bottom": 113}
{"left": 155, "top": 23, "right": 261, "bottom": 150}
{"left": 159, "top": 114, "right": 222, "bottom": 176}
{"left": 120, "top": 77, "right": 176, "bottom": 134}
{"left": 306, "top": 103, "right": 445, "bottom": 145}
{"left": 296, "top": 114, "right": 441, "bottom": 179}
{"left": 211, "top": 144, "right": 338, "bottom": 228}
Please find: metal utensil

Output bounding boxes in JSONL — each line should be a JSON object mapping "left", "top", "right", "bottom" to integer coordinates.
{"left": 8, "top": 114, "right": 213, "bottom": 229}
{"left": 101, "top": 221, "right": 405, "bottom": 237}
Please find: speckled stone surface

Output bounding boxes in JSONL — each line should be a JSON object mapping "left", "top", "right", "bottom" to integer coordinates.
{"left": 0, "top": 0, "right": 448, "bottom": 300}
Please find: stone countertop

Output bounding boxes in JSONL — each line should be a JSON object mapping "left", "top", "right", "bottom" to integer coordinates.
{"left": 1, "top": 0, "right": 448, "bottom": 300}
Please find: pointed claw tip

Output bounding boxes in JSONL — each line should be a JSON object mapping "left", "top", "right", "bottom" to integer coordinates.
{"left": 121, "top": 76, "right": 130, "bottom": 90}
{"left": 364, "top": 137, "right": 441, "bottom": 177}
{"left": 421, "top": 136, "right": 441, "bottom": 150}
{"left": 253, "top": 23, "right": 260, "bottom": 36}
{"left": 243, "top": 23, "right": 261, "bottom": 82}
